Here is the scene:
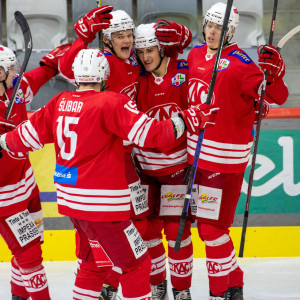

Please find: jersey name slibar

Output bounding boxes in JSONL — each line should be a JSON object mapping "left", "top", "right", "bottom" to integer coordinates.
{"left": 59, "top": 100, "right": 83, "bottom": 113}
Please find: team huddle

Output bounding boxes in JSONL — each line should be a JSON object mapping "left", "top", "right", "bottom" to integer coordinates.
{"left": 0, "top": 2, "right": 288, "bottom": 300}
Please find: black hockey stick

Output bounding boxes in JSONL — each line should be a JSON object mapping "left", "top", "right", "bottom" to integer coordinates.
{"left": 174, "top": 0, "right": 234, "bottom": 252}
{"left": 4, "top": 11, "right": 32, "bottom": 119}
{"left": 239, "top": 0, "right": 278, "bottom": 258}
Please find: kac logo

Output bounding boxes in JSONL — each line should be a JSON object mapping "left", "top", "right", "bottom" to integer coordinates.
{"left": 188, "top": 78, "right": 216, "bottom": 106}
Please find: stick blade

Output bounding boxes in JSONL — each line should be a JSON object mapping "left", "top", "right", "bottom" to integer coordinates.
{"left": 277, "top": 25, "right": 300, "bottom": 50}
{"left": 14, "top": 11, "right": 32, "bottom": 51}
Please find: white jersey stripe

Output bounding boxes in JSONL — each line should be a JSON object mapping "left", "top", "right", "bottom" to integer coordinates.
{"left": 57, "top": 196, "right": 130, "bottom": 212}
{"left": 128, "top": 114, "right": 148, "bottom": 142}
{"left": 55, "top": 183, "right": 130, "bottom": 197}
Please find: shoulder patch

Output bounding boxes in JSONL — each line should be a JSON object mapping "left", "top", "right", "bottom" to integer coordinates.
{"left": 195, "top": 43, "right": 206, "bottom": 49}
{"left": 228, "top": 50, "right": 252, "bottom": 64}
{"left": 129, "top": 56, "right": 139, "bottom": 66}
{"left": 171, "top": 73, "right": 186, "bottom": 87}
{"left": 177, "top": 61, "right": 188, "bottom": 69}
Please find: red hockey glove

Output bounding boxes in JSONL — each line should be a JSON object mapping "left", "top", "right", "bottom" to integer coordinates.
{"left": 179, "top": 104, "right": 219, "bottom": 133}
{"left": 74, "top": 5, "right": 113, "bottom": 43}
{"left": 257, "top": 45, "right": 285, "bottom": 83}
{"left": 0, "top": 117, "right": 16, "bottom": 135}
{"left": 40, "top": 42, "right": 72, "bottom": 70}
{"left": 156, "top": 19, "right": 192, "bottom": 54}
{"left": 254, "top": 99, "right": 269, "bottom": 124}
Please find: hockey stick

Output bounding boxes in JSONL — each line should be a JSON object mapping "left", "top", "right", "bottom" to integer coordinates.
{"left": 239, "top": 0, "right": 278, "bottom": 258}
{"left": 4, "top": 11, "right": 32, "bottom": 119}
{"left": 174, "top": 0, "right": 234, "bottom": 252}
{"left": 277, "top": 24, "right": 300, "bottom": 51}
{"left": 97, "top": 0, "right": 105, "bottom": 52}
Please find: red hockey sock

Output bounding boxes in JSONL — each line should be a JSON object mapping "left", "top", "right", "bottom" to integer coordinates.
{"left": 10, "top": 256, "right": 30, "bottom": 299}
{"left": 168, "top": 236, "right": 193, "bottom": 290}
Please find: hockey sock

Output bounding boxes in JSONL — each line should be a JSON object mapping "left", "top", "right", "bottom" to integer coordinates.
{"left": 10, "top": 257, "right": 29, "bottom": 299}
{"left": 120, "top": 255, "right": 152, "bottom": 300}
{"left": 168, "top": 236, "right": 193, "bottom": 290}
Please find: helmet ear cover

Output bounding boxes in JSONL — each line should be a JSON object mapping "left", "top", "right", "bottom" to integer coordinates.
{"left": 72, "top": 49, "right": 110, "bottom": 84}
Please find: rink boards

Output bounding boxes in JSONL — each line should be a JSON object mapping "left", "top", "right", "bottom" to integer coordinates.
{"left": 1, "top": 129, "right": 299, "bottom": 261}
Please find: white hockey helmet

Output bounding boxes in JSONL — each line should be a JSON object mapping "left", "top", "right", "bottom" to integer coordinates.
{"left": 103, "top": 10, "right": 135, "bottom": 40}
{"left": 134, "top": 23, "right": 161, "bottom": 50}
{"left": 203, "top": 2, "right": 239, "bottom": 37}
{"left": 72, "top": 48, "right": 110, "bottom": 84}
{"left": 0, "top": 46, "right": 17, "bottom": 72}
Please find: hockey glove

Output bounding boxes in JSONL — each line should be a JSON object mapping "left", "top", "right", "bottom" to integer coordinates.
{"left": 257, "top": 45, "right": 285, "bottom": 83}
{"left": 179, "top": 104, "right": 219, "bottom": 133}
{"left": 40, "top": 43, "right": 72, "bottom": 70}
{"left": 254, "top": 99, "right": 269, "bottom": 124}
{"left": 156, "top": 19, "right": 192, "bottom": 54}
{"left": 74, "top": 5, "right": 113, "bottom": 43}
{"left": 0, "top": 116, "right": 16, "bottom": 135}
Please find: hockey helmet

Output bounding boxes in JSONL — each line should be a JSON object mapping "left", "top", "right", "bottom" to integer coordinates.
{"left": 103, "top": 10, "right": 135, "bottom": 40}
{"left": 0, "top": 46, "right": 17, "bottom": 72}
{"left": 72, "top": 49, "right": 110, "bottom": 84}
{"left": 134, "top": 23, "right": 161, "bottom": 50}
{"left": 203, "top": 2, "right": 239, "bottom": 38}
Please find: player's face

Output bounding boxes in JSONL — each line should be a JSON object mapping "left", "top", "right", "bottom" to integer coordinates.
{"left": 110, "top": 29, "right": 134, "bottom": 60}
{"left": 136, "top": 46, "right": 161, "bottom": 72}
{"left": 205, "top": 21, "right": 222, "bottom": 49}
{"left": 0, "top": 66, "right": 17, "bottom": 89}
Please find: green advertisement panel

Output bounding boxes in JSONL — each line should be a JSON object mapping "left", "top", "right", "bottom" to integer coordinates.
{"left": 236, "top": 130, "right": 300, "bottom": 214}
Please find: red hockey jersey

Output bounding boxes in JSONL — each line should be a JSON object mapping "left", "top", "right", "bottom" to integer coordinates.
{"left": 134, "top": 58, "right": 189, "bottom": 176}
{"left": 58, "top": 38, "right": 140, "bottom": 100}
{"left": 5, "top": 89, "right": 176, "bottom": 221}
{"left": 187, "top": 43, "right": 288, "bottom": 173}
{"left": 0, "top": 66, "right": 57, "bottom": 217}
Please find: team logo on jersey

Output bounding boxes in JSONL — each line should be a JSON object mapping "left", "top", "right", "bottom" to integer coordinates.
{"left": 177, "top": 61, "right": 188, "bottom": 69}
{"left": 218, "top": 58, "right": 230, "bottom": 72}
{"left": 129, "top": 56, "right": 139, "bottom": 66}
{"left": 228, "top": 50, "right": 252, "bottom": 64}
{"left": 188, "top": 78, "right": 216, "bottom": 106}
{"left": 15, "top": 88, "right": 25, "bottom": 104}
{"left": 121, "top": 82, "right": 139, "bottom": 100}
{"left": 54, "top": 163, "right": 78, "bottom": 185}
{"left": 146, "top": 103, "right": 182, "bottom": 120}
{"left": 172, "top": 73, "right": 186, "bottom": 87}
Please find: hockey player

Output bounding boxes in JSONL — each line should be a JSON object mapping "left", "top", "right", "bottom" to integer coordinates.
{"left": 0, "top": 48, "right": 219, "bottom": 300}
{"left": 132, "top": 23, "right": 194, "bottom": 300}
{"left": 0, "top": 43, "right": 71, "bottom": 300}
{"left": 186, "top": 2, "right": 289, "bottom": 300}
{"left": 98, "top": 21, "right": 194, "bottom": 300}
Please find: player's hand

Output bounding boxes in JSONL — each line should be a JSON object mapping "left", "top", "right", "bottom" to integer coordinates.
{"left": 156, "top": 19, "right": 192, "bottom": 56}
{"left": 257, "top": 44, "right": 285, "bottom": 83}
{"left": 74, "top": 5, "right": 113, "bottom": 43}
{"left": 0, "top": 117, "right": 16, "bottom": 135}
{"left": 40, "top": 42, "right": 72, "bottom": 70}
{"left": 254, "top": 99, "right": 269, "bottom": 124}
{"left": 179, "top": 104, "right": 219, "bottom": 132}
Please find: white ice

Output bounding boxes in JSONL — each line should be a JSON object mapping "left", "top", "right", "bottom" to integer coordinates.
{"left": 1, "top": 258, "right": 300, "bottom": 299}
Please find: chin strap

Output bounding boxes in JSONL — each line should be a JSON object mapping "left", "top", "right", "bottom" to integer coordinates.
{"left": 154, "top": 51, "right": 165, "bottom": 71}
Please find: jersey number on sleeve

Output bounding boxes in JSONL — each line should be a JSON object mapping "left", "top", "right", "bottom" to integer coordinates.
{"left": 56, "top": 116, "right": 79, "bottom": 160}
